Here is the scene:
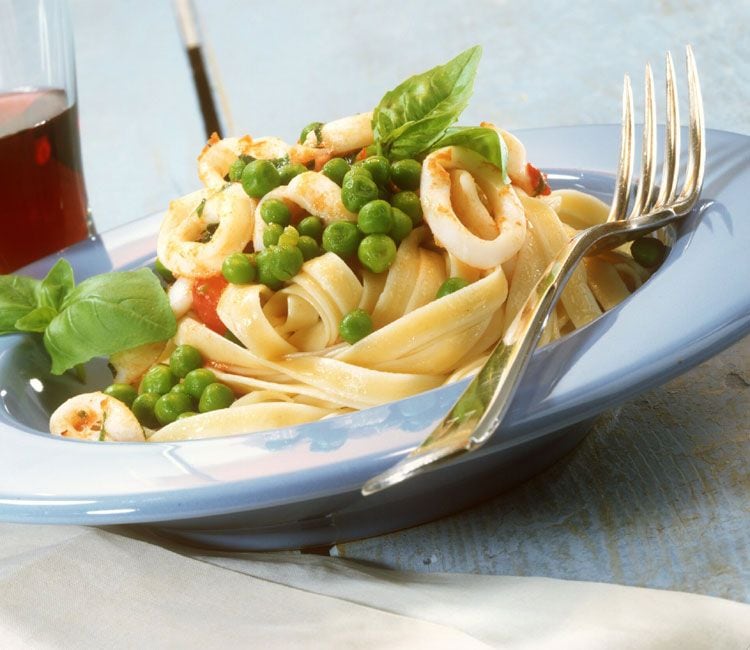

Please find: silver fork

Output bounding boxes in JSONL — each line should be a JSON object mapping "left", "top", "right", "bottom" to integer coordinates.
{"left": 362, "top": 46, "right": 705, "bottom": 496}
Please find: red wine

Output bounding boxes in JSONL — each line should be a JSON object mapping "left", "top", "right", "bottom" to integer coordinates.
{"left": 0, "top": 89, "right": 89, "bottom": 273}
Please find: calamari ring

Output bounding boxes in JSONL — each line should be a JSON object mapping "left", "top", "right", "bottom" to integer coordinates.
{"left": 157, "top": 183, "right": 255, "bottom": 278}
{"left": 290, "top": 112, "right": 374, "bottom": 170}
{"left": 198, "top": 134, "right": 290, "bottom": 188}
{"left": 420, "top": 146, "right": 526, "bottom": 269}
{"left": 253, "top": 171, "right": 355, "bottom": 250}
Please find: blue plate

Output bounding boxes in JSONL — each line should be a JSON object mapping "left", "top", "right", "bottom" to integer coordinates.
{"left": 1, "top": 126, "right": 748, "bottom": 550}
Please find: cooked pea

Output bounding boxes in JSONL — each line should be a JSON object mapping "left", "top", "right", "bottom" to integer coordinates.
{"left": 222, "top": 252, "right": 256, "bottom": 284}
{"left": 255, "top": 249, "right": 284, "bottom": 290}
{"left": 321, "top": 157, "right": 351, "bottom": 186}
{"left": 357, "top": 200, "right": 393, "bottom": 234}
{"left": 267, "top": 244, "right": 304, "bottom": 281}
{"left": 154, "top": 258, "right": 175, "bottom": 283}
{"left": 278, "top": 162, "right": 307, "bottom": 185}
{"left": 389, "top": 207, "right": 413, "bottom": 243}
{"left": 199, "top": 382, "right": 235, "bottom": 412}
{"left": 140, "top": 365, "right": 177, "bottom": 395}
{"left": 241, "top": 159, "right": 281, "bottom": 198}
{"left": 154, "top": 392, "right": 193, "bottom": 426}
{"left": 183, "top": 368, "right": 217, "bottom": 399}
{"left": 390, "top": 159, "right": 422, "bottom": 191}
{"left": 341, "top": 174, "right": 379, "bottom": 213}
{"left": 260, "top": 198, "right": 291, "bottom": 226}
{"left": 436, "top": 277, "right": 470, "bottom": 299}
{"left": 631, "top": 237, "right": 667, "bottom": 268}
{"left": 263, "top": 223, "right": 284, "bottom": 247}
{"left": 339, "top": 308, "right": 373, "bottom": 344}
{"left": 169, "top": 344, "right": 204, "bottom": 378}
{"left": 277, "top": 225, "right": 300, "bottom": 248}
{"left": 131, "top": 393, "right": 160, "bottom": 428}
{"left": 358, "top": 155, "right": 390, "bottom": 186}
{"left": 298, "top": 216, "right": 324, "bottom": 240}
{"left": 322, "top": 221, "right": 360, "bottom": 257}
{"left": 176, "top": 411, "right": 197, "bottom": 420}
{"left": 391, "top": 191, "right": 423, "bottom": 225}
{"left": 358, "top": 234, "right": 397, "bottom": 273}
{"left": 103, "top": 383, "right": 137, "bottom": 407}
{"left": 297, "top": 235, "right": 320, "bottom": 260}
{"left": 228, "top": 158, "right": 247, "bottom": 182}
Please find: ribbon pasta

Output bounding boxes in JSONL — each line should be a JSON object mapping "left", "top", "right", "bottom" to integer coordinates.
{"left": 128, "top": 114, "right": 653, "bottom": 442}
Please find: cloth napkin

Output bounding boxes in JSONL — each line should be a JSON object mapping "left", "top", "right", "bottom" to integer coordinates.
{"left": 0, "top": 524, "right": 747, "bottom": 649}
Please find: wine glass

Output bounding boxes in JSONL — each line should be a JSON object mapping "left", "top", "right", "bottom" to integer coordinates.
{"left": 0, "top": 0, "right": 91, "bottom": 273}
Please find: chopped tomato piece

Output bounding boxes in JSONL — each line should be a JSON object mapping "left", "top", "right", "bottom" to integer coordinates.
{"left": 526, "top": 163, "right": 551, "bottom": 196}
{"left": 191, "top": 275, "right": 228, "bottom": 334}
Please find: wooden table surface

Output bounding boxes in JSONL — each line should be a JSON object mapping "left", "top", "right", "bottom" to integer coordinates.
{"left": 70, "top": 0, "right": 749, "bottom": 602}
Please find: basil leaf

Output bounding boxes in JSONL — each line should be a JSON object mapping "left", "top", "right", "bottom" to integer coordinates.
{"left": 0, "top": 275, "right": 41, "bottom": 334}
{"left": 426, "top": 126, "right": 509, "bottom": 183}
{"left": 44, "top": 268, "right": 177, "bottom": 375}
{"left": 14, "top": 306, "right": 58, "bottom": 333}
{"left": 373, "top": 46, "right": 482, "bottom": 159}
{"left": 39, "top": 258, "right": 75, "bottom": 311}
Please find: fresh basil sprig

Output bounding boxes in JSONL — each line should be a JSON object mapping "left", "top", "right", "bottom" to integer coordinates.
{"left": 373, "top": 46, "right": 482, "bottom": 161}
{"left": 0, "top": 259, "right": 176, "bottom": 375}
{"left": 372, "top": 46, "right": 508, "bottom": 181}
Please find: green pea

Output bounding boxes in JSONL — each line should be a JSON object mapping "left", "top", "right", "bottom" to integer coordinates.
{"left": 299, "top": 121, "right": 323, "bottom": 145}
{"left": 131, "top": 393, "right": 160, "bottom": 428}
{"left": 260, "top": 198, "right": 291, "bottom": 226}
{"left": 256, "top": 249, "right": 284, "bottom": 290}
{"left": 154, "top": 392, "right": 194, "bottom": 426}
{"left": 176, "top": 411, "right": 197, "bottom": 420}
{"left": 297, "top": 235, "right": 320, "bottom": 260}
{"left": 263, "top": 223, "right": 284, "bottom": 247}
{"left": 357, "top": 200, "right": 393, "bottom": 235}
{"left": 140, "top": 365, "right": 178, "bottom": 395}
{"left": 364, "top": 144, "right": 378, "bottom": 157}
{"left": 169, "top": 344, "right": 204, "bottom": 378}
{"left": 389, "top": 207, "right": 413, "bottom": 243}
{"left": 199, "top": 382, "right": 235, "bottom": 412}
{"left": 241, "top": 159, "right": 281, "bottom": 198}
{"left": 631, "top": 237, "right": 667, "bottom": 268}
{"left": 170, "top": 382, "right": 193, "bottom": 397}
{"left": 222, "top": 252, "right": 256, "bottom": 285}
{"left": 322, "top": 221, "right": 360, "bottom": 257}
{"left": 390, "top": 159, "right": 422, "bottom": 191}
{"left": 298, "top": 216, "right": 324, "bottom": 241}
{"left": 341, "top": 174, "right": 379, "bottom": 213}
{"left": 277, "top": 225, "right": 300, "bottom": 248}
{"left": 391, "top": 191, "right": 423, "bottom": 225}
{"left": 228, "top": 158, "right": 248, "bottom": 183}
{"left": 358, "top": 234, "right": 397, "bottom": 273}
{"left": 154, "top": 258, "right": 175, "bottom": 283}
{"left": 344, "top": 166, "right": 372, "bottom": 182}
{"left": 358, "top": 155, "right": 390, "bottom": 186}
{"left": 268, "top": 244, "right": 304, "bottom": 281}
{"left": 436, "top": 277, "right": 470, "bottom": 299}
{"left": 183, "top": 368, "right": 217, "bottom": 399}
{"left": 103, "top": 383, "right": 138, "bottom": 407}
{"left": 321, "top": 157, "right": 351, "bottom": 186}
{"left": 339, "top": 308, "right": 373, "bottom": 344}
{"left": 278, "top": 162, "right": 307, "bottom": 185}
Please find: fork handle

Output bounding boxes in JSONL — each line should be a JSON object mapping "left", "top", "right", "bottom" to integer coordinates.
{"left": 361, "top": 227, "right": 602, "bottom": 496}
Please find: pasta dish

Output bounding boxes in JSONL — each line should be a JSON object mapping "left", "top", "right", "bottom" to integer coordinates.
{"left": 42, "top": 47, "right": 659, "bottom": 443}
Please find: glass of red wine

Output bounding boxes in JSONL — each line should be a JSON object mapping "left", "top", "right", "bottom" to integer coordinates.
{"left": 0, "top": 0, "right": 91, "bottom": 273}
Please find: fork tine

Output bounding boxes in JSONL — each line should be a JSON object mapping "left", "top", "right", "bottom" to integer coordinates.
{"left": 629, "top": 63, "right": 657, "bottom": 219}
{"left": 679, "top": 45, "right": 705, "bottom": 206}
{"left": 655, "top": 52, "right": 680, "bottom": 207}
{"left": 607, "top": 75, "right": 635, "bottom": 222}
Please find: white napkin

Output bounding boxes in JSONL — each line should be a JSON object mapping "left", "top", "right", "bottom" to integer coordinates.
{"left": 0, "top": 524, "right": 747, "bottom": 649}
